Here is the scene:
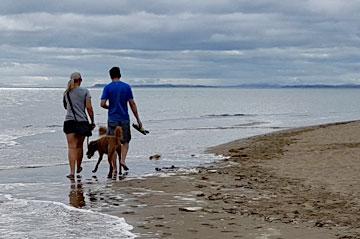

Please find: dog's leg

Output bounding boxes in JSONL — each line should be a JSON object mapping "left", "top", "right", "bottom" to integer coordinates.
{"left": 108, "top": 150, "right": 117, "bottom": 178}
{"left": 107, "top": 157, "right": 113, "bottom": 178}
{"left": 92, "top": 153, "right": 103, "bottom": 173}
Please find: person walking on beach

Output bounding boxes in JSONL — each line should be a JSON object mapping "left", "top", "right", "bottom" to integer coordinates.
{"left": 63, "top": 72, "right": 95, "bottom": 179}
{"left": 100, "top": 66, "right": 142, "bottom": 175}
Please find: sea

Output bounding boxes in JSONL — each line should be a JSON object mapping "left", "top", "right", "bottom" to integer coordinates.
{"left": 1, "top": 87, "right": 360, "bottom": 238}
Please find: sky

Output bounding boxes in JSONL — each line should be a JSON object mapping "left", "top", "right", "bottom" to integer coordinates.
{"left": 0, "top": 0, "right": 360, "bottom": 87}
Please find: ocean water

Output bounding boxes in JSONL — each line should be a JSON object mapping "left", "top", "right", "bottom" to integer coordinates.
{"left": 1, "top": 87, "right": 360, "bottom": 238}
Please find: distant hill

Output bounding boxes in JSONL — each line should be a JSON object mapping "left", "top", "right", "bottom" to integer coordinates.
{"left": 281, "top": 84, "right": 360, "bottom": 89}
{"left": 91, "top": 83, "right": 217, "bottom": 88}
{"left": 91, "top": 83, "right": 360, "bottom": 89}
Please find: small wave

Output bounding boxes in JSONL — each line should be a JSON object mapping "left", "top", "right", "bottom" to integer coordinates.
{"left": 0, "top": 163, "right": 68, "bottom": 171}
{"left": 146, "top": 113, "right": 254, "bottom": 124}
{"left": 0, "top": 194, "right": 135, "bottom": 239}
{"left": 46, "top": 124, "right": 62, "bottom": 128}
{"left": 0, "top": 127, "right": 57, "bottom": 147}
{"left": 0, "top": 134, "right": 18, "bottom": 147}
{"left": 0, "top": 159, "right": 98, "bottom": 171}
{"left": 202, "top": 113, "right": 254, "bottom": 118}
{"left": 169, "top": 124, "right": 286, "bottom": 131}
{"left": 147, "top": 116, "right": 203, "bottom": 123}
{"left": 234, "top": 121, "right": 267, "bottom": 127}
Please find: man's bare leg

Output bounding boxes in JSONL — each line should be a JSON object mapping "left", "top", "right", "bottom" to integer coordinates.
{"left": 120, "top": 143, "right": 129, "bottom": 171}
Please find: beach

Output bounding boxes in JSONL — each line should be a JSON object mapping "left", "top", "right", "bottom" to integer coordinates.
{"left": 110, "top": 120, "right": 360, "bottom": 238}
{"left": 2, "top": 88, "right": 360, "bottom": 238}
{"left": 3, "top": 0, "right": 360, "bottom": 237}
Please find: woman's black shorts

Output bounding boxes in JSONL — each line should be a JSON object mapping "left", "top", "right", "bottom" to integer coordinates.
{"left": 63, "top": 120, "right": 91, "bottom": 135}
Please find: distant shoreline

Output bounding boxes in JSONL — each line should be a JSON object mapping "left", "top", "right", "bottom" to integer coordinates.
{"left": 2, "top": 84, "right": 360, "bottom": 89}
{"left": 91, "top": 83, "right": 360, "bottom": 89}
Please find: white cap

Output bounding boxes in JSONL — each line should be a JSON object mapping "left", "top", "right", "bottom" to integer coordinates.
{"left": 70, "top": 72, "right": 81, "bottom": 80}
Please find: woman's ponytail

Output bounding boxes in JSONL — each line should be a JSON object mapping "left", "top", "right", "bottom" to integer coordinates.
{"left": 64, "top": 79, "right": 75, "bottom": 95}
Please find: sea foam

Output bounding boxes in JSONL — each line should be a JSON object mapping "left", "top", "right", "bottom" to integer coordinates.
{"left": 0, "top": 194, "right": 136, "bottom": 239}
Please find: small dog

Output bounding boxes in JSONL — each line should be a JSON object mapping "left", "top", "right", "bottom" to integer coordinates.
{"left": 86, "top": 126, "right": 125, "bottom": 178}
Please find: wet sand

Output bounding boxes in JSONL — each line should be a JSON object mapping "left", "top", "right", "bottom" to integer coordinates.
{"left": 111, "top": 121, "right": 360, "bottom": 238}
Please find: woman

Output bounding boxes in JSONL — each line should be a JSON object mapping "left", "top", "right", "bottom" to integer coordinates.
{"left": 63, "top": 72, "right": 95, "bottom": 179}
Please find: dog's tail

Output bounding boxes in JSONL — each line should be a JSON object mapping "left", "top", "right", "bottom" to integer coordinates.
{"left": 99, "top": 126, "right": 107, "bottom": 136}
{"left": 114, "top": 126, "right": 123, "bottom": 145}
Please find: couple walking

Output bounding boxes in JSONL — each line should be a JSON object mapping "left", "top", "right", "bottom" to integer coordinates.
{"left": 62, "top": 66, "right": 142, "bottom": 179}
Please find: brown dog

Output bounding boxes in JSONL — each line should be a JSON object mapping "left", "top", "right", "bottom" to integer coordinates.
{"left": 86, "top": 126, "right": 125, "bottom": 177}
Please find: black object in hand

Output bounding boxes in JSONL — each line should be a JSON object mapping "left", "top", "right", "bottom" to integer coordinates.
{"left": 132, "top": 123, "right": 149, "bottom": 135}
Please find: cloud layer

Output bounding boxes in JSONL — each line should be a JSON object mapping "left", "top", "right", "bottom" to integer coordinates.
{"left": 1, "top": 0, "right": 360, "bottom": 86}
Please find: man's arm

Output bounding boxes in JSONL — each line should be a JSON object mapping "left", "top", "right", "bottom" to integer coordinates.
{"left": 129, "top": 99, "right": 142, "bottom": 128}
{"left": 100, "top": 99, "right": 109, "bottom": 109}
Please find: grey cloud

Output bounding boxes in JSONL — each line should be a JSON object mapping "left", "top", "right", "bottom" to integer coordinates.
{"left": 1, "top": 45, "right": 359, "bottom": 87}
{"left": 2, "top": 0, "right": 360, "bottom": 17}
{"left": 0, "top": 10, "right": 357, "bottom": 50}
{"left": 0, "top": 0, "right": 297, "bottom": 15}
{"left": 1, "top": 1, "right": 360, "bottom": 86}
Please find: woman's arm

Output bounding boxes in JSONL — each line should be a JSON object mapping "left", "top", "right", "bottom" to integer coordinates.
{"left": 86, "top": 98, "right": 95, "bottom": 124}
{"left": 63, "top": 95, "right": 67, "bottom": 109}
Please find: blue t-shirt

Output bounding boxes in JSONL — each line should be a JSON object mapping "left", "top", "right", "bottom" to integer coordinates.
{"left": 101, "top": 81, "right": 134, "bottom": 123}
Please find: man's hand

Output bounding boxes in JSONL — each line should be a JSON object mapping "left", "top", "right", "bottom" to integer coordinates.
{"left": 129, "top": 99, "right": 142, "bottom": 129}
{"left": 137, "top": 120, "right": 143, "bottom": 130}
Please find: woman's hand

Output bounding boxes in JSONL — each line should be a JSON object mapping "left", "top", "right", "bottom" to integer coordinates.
{"left": 90, "top": 123, "right": 96, "bottom": 130}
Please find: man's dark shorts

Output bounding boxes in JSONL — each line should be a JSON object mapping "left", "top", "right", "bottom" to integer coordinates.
{"left": 107, "top": 121, "right": 131, "bottom": 144}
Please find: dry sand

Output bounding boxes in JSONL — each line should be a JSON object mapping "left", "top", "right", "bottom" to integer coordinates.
{"left": 110, "top": 121, "right": 360, "bottom": 238}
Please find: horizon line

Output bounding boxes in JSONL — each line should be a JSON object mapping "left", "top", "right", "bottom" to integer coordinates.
{"left": 2, "top": 83, "right": 360, "bottom": 89}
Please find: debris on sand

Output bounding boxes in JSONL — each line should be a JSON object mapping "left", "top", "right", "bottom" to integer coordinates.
{"left": 155, "top": 165, "right": 178, "bottom": 172}
{"left": 179, "top": 207, "right": 203, "bottom": 212}
{"left": 149, "top": 154, "right": 161, "bottom": 160}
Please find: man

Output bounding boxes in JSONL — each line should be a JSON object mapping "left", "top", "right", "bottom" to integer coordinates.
{"left": 100, "top": 66, "right": 142, "bottom": 175}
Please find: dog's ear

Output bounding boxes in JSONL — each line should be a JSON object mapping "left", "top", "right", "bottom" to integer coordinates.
{"left": 99, "top": 127, "right": 107, "bottom": 136}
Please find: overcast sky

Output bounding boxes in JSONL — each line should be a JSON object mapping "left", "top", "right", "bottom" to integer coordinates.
{"left": 1, "top": 0, "right": 360, "bottom": 86}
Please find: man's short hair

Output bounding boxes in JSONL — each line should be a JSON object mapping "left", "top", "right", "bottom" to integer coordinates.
{"left": 109, "top": 67, "right": 121, "bottom": 79}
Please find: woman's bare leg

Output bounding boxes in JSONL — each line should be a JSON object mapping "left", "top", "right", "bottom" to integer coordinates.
{"left": 66, "top": 133, "right": 77, "bottom": 177}
{"left": 75, "top": 135, "right": 85, "bottom": 174}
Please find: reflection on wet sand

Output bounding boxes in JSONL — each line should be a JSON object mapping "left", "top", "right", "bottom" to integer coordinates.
{"left": 69, "top": 179, "right": 85, "bottom": 208}
{"left": 67, "top": 176, "right": 128, "bottom": 209}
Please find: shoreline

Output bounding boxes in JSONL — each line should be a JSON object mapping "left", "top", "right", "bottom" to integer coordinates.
{"left": 109, "top": 120, "right": 360, "bottom": 238}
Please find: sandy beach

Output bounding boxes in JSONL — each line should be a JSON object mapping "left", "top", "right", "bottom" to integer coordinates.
{"left": 108, "top": 121, "right": 360, "bottom": 238}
